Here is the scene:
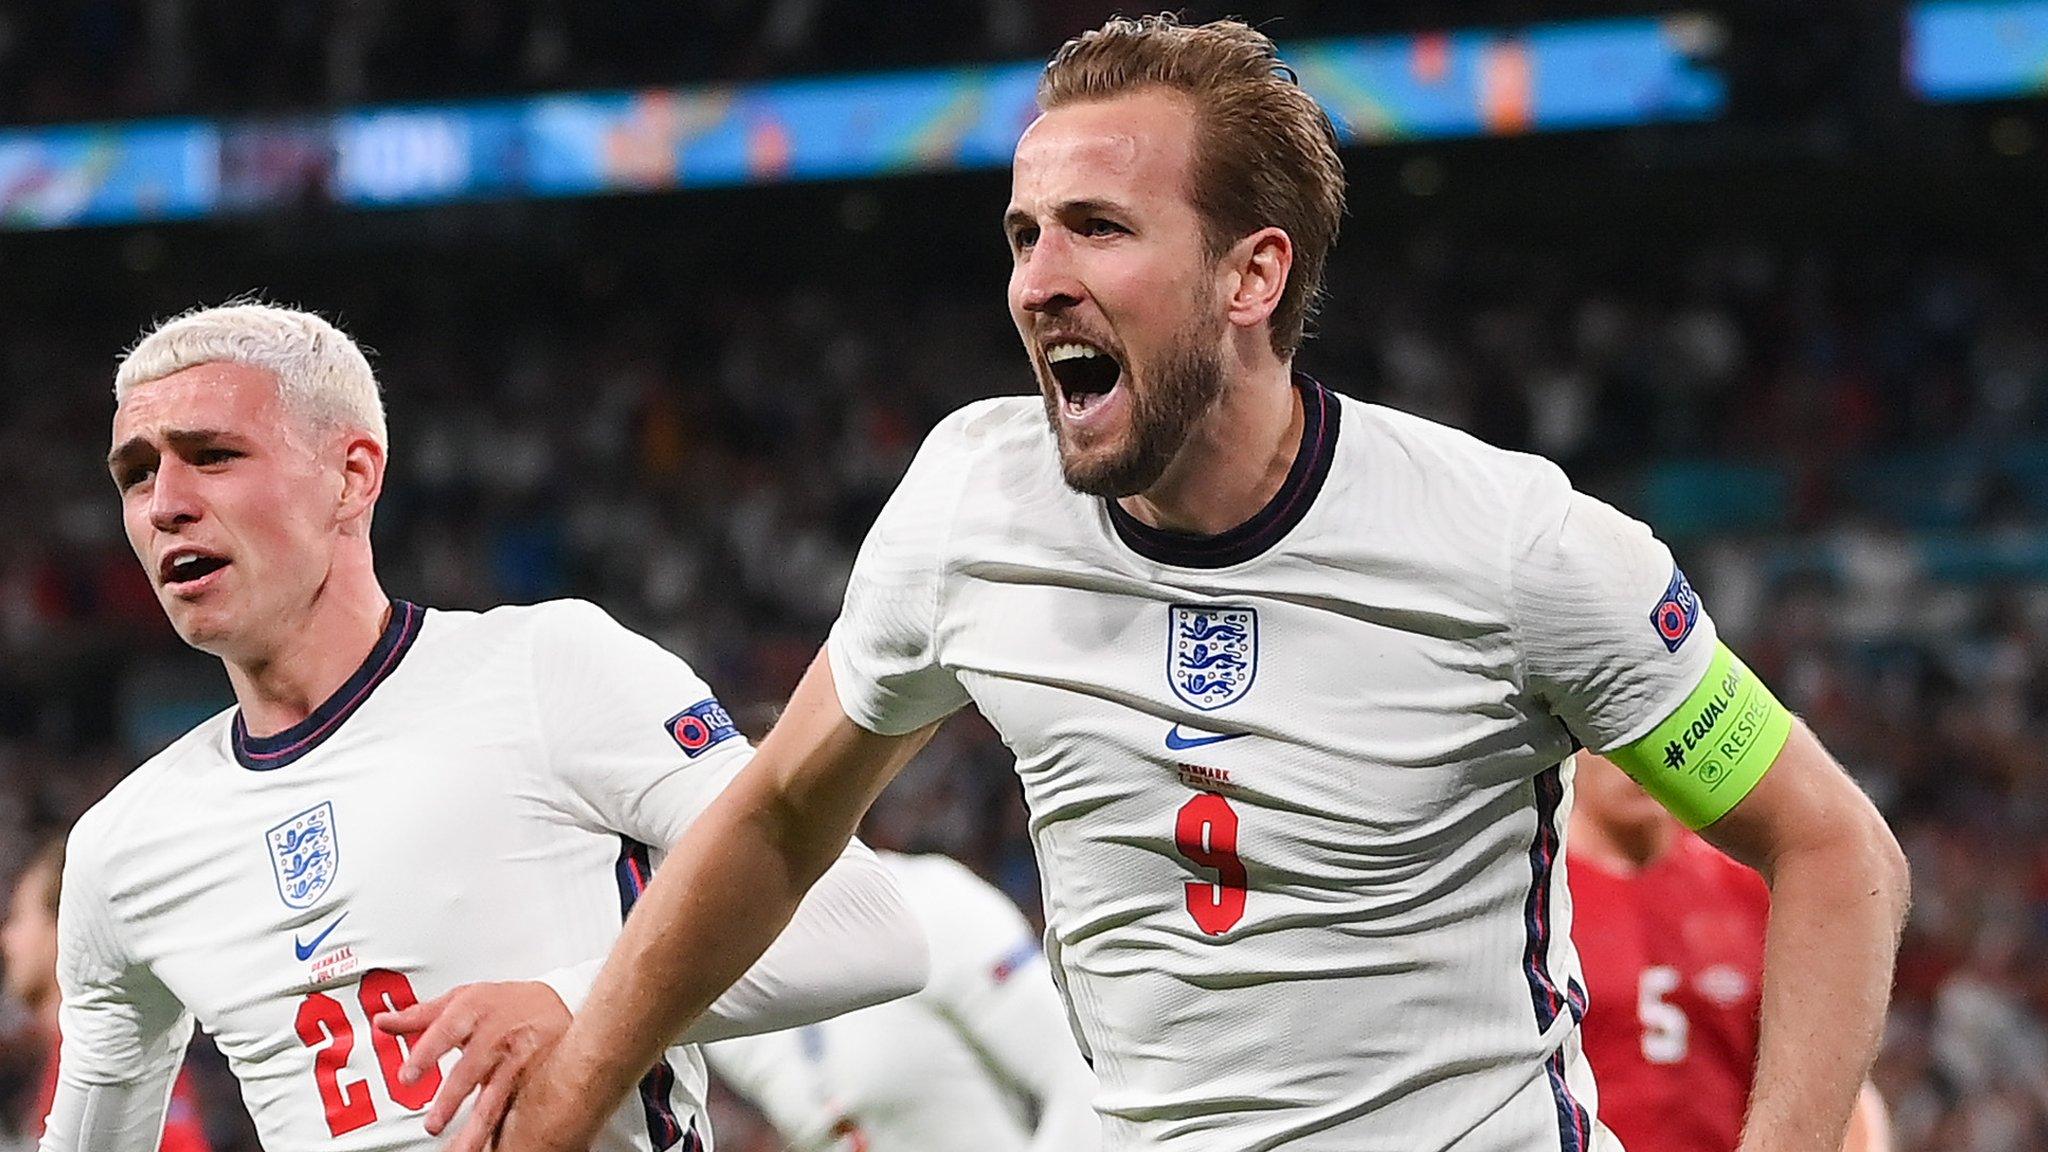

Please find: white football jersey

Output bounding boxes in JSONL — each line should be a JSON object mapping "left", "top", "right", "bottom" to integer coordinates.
{"left": 828, "top": 381, "right": 1722, "bottom": 1152}
{"left": 52, "top": 599, "right": 771, "bottom": 1152}
{"left": 706, "top": 852, "right": 1099, "bottom": 1152}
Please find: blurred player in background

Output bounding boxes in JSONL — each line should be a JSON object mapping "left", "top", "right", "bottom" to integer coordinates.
{"left": 1, "top": 838, "right": 211, "bottom": 1152}
{"left": 494, "top": 15, "right": 1908, "bottom": 1152}
{"left": 706, "top": 849, "right": 1099, "bottom": 1152}
{"left": 1567, "top": 752, "right": 1892, "bottom": 1152}
{"left": 39, "top": 303, "right": 924, "bottom": 1152}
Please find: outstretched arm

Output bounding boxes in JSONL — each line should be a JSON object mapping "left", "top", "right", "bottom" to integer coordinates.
{"left": 516, "top": 839, "right": 923, "bottom": 1046}
{"left": 500, "top": 651, "right": 938, "bottom": 1152}
{"left": 380, "top": 600, "right": 932, "bottom": 1149}
{"left": 382, "top": 837, "right": 923, "bottom": 1150}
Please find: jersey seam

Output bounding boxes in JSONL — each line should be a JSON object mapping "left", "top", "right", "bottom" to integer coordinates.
{"left": 927, "top": 419, "right": 978, "bottom": 694}
{"left": 72, "top": 831, "right": 143, "bottom": 974}
{"left": 1502, "top": 466, "right": 1549, "bottom": 710}
{"left": 522, "top": 605, "right": 562, "bottom": 811}
{"left": 1587, "top": 623, "right": 1720, "bottom": 754}
{"left": 74, "top": 765, "right": 190, "bottom": 972}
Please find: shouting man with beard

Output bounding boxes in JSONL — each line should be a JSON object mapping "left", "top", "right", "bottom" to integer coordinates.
{"left": 459, "top": 15, "right": 1910, "bottom": 1152}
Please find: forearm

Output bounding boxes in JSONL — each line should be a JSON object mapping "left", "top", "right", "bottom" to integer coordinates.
{"left": 1739, "top": 830, "right": 1908, "bottom": 1151}
{"left": 681, "top": 839, "right": 925, "bottom": 1043}
{"left": 511, "top": 653, "right": 939, "bottom": 1150}
{"left": 535, "top": 843, "right": 925, "bottom": 1043}
{"left": 38, "top": 1072, "right": 178, "bottom": 1152}
{"left": 553, "top": 765, "right": 861, "bottom": 1105}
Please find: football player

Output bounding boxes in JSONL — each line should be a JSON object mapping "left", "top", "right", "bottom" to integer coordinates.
{"left": 496, "top": 18, "right": 1908, "bottom": 1152}
{"left": 43, "top": 303, "right": 927, "bottom": 1152}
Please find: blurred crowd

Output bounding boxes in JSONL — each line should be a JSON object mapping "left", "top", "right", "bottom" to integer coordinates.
{"left": 0, "top": 0, "right": 1033, "bottom": 125}
{"left": 0, "top": 214, "right": 2040, "bottom": 1148}
{"left": 0, "top": 0, "right": 1860, "bottom": 129}
{"left": 0, "top": 0, "right": 1529, "bottom": 126}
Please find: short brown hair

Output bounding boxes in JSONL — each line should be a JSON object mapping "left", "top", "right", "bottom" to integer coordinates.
{"left": 1039, "top": 14, "right": 1346, "bottom": 358}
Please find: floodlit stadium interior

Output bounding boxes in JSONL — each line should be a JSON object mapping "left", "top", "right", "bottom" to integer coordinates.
{"left": 1, "top": 3, "right": 2046, "bottom": 1150}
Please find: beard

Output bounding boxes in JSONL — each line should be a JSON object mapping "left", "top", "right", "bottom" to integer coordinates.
{"left": 1040, "top": 311, "right": 1227, "bottom": 499}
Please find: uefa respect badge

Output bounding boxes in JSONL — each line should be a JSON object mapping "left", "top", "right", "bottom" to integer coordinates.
{"left": 1650, "top": 567, "right": 1700, "bottom": 653}
{"left": 666, "top": 698, "right": 740, "bottom": 757}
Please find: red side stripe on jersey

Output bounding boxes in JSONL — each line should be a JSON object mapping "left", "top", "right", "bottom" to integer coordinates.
{"left": 1525, "top": 765, "right": 1592, "bottom": 1150}
{"left": 1544, "top": 1048, "right": 1591, "bottom": 1152}
{"left": 1522, "top": 764, "right": 1572, "bottom": 1029}
{"left": 615, "top": 838, "right": 694, "bottom": 1152}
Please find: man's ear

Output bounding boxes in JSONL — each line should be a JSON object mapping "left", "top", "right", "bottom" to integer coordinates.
{"left": 1223, "top": 226, "right": 1293, "bottom": 333}
{"left": 336, "top": 434, "right": 385, "bottom": 532}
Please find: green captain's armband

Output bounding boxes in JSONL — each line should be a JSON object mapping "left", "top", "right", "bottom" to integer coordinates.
{"left": 1605, "top": 643, "right": 1793, "bottom": 829}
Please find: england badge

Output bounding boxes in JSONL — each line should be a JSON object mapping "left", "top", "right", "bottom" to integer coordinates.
{"left": 1168, "top": 605, "right": 1258, "bottom": 711}
{"left": 266, "top": 801, "right": 340, "bottom": 910}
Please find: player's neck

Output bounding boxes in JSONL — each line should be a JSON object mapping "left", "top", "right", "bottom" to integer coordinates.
{"left": 1570, "top": 813, "right": 1679, "bottom": 873}
{"left": 1117, "top": 356, "right": 1301, "bottom": 536}
{"left": 225, "top": 577, "right": 395, "bottom": 739}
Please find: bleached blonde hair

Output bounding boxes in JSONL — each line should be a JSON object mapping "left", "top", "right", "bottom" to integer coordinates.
{"left": 114, "top": 302, "right": 387, "bottom": 448}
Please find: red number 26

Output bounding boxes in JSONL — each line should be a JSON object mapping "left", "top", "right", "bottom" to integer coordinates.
{"left": 294, "top": 968, "right": 442, "bottom": 1137}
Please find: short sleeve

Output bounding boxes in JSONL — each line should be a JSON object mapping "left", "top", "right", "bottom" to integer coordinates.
{"left": 529, "top": 600, "right": 752, "bottom": 848}
{"left": 826, "top": 412, "right": 975, "bottom": 736}
{"left": 1511, "top": 463, "right": 1719, "bottom": 753}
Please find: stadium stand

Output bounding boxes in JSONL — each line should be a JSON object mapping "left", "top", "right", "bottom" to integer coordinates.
{"left": 1, "top": 3, "right": 2045, "bottom": 1149}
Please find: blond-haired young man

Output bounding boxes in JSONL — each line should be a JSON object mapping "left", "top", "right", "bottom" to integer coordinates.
{"left": 42, "top": 303, "right": 925, "bottom": 1152}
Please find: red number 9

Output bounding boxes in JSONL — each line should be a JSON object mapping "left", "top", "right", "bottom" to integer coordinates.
{"left": 1174, "top": 792, "right": 1248, "bottom": 935}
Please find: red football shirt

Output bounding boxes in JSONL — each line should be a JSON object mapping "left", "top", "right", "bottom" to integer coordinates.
{"left": 30, "top": 1031, "right": 215, "bottom": 1152}
{"left": 1570, "top": 832, "right": 1770, "bottom": 1152}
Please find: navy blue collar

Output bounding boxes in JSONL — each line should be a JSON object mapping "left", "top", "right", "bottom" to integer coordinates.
{"left": 233, "top": 600, "right": 424, "bottom": 771}
{"left": 1106, "top": 376, "right": 1340, "bottom": 569}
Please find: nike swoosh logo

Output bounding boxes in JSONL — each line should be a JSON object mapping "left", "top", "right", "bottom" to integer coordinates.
{"left": 1165, "top": 726, "right": 1248, "bottom": 751}
{"left": 294, "top": 912, "right": 349, "bottom": 961}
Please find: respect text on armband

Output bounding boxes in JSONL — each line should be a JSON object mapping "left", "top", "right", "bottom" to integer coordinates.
{"left": 1611, "top": 644, "right": 1791, "bottom": 828}
{"left": 1659, "top": 664, "right": 1773, "bottom": 790}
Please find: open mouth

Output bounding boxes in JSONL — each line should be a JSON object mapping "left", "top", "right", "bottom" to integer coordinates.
{"left": 159, "top": 550, "right": 229, "bottom": 588}
{"left": 1045, "top": 341, "right": 1123, "bottom": 416}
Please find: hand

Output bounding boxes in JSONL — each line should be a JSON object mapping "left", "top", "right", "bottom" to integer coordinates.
{"left": 372, "top": 979, "right": 570, "bottom": 1152}
{"left": 493, "top": 1051, "right": 612, "bottom": 1152}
